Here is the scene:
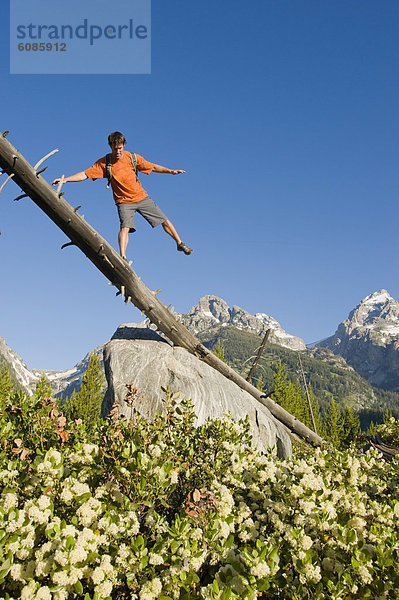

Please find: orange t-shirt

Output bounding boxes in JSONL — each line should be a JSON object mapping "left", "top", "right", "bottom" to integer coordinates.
{"left": 85, "top": 151, "right": 155, "bottom": 204}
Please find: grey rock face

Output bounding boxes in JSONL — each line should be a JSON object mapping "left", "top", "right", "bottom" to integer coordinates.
{"left": 102, "top": 326, "right": 292, "bottom": 458}
{"left": 178, "top": 295, "right": 305, "bottom": 351}
{"left": 318, "top": 290, "right": 399, "bottom": 391}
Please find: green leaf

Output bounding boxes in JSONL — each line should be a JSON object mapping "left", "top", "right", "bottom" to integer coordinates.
{"left": 212, "top": 579, "right": 220, "bottom": 594}
{"left": 347, "top": 529, "right": 357, "bottom": 544}
{"left": 220, "top": 587, "right": 232, "bottom": 600}
{"left": 171, "top": 540, "right": 180, "bottom": 554}
{"left": 8, "top": 534, "right": 18, "bottom": 544}
{"left": 66, "top": 535, "right": 75, "bottom": 550}
{"left": 74, "top": 580, "right": 84, "bottom": 595}
{"left": 0, "top": 553, "right": 13, "bottom": 584}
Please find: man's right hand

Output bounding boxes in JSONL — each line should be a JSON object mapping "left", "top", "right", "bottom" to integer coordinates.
{"left": 52, "top": 172, "right": 88, "bottom": 186}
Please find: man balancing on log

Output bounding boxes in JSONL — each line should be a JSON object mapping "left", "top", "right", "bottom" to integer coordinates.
{"left": 52, "top": 131, "right": 193, "bottom": 260}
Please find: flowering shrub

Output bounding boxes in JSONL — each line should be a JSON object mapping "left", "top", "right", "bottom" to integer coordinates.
{"left": 370, "top": 416, "right": 399, "bottom": 447}
{"left": 0, "top": 383, "right": 398, "bottom": 599}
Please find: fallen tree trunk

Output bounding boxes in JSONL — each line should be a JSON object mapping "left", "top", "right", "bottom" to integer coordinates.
{"left": 0, "top": 132, "right": 323, "bottom": 446}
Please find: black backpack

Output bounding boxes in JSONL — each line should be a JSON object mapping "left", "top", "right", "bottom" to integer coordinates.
{"left": 105, "top": 152, "right": 138, "bottom": 189}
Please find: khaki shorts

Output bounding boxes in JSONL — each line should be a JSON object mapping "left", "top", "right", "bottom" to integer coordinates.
{"left": 116, "top": 196, "right": 167, "bottom": 233}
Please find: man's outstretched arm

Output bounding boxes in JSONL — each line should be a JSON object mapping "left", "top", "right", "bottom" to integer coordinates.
{"left": 52, "top": 171, "right": 88, "bottom": 186}
{"left": 151, "top": 164, "right": 185, "bottom": 175}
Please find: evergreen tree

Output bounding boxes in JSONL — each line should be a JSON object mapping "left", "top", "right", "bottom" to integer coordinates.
{"left": 383, "top": 409, "right": 393, "bottom": 424}
{"left": 0, "top": 366, "right": 12, "bottom": 399}
{"left": 64, "top": 353, "right": 104, "bottom": 430}
{"left": 273, "top": 361, "right": 306, "bottom": 421}
{"left": 340, "top": 406, "right": 361, "bottom": 447}
{"left": 307, "top": 384, "right": 322, "bottom": 435}
{"left": 256, "top": 374, "right": 266, "bottom": 392}
{"left": 322, "top": 397, "right": 343, "bottom": 448}
{"left": 293, "top": 379, "right": 308, "bottom": 425}
{"left": 213, "top": 339, "right": 227, "bottom": 363}
{"left": 273, "top": 360, "right": 288, "bottom": 398}
{"left": 35, "top": 375, "right": 53, "bottom": 400}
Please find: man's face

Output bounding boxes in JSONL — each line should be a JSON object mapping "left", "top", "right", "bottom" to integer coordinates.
{"left": 111, "top": 143, "right": 125, "bottom": 160}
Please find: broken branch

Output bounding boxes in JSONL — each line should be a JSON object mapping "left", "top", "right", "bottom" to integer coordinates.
{"left": 0, "top": 173, "right": 15, "bottom": 195}
{"left": 33, "top": 149, "right": 59, "bottom": 171}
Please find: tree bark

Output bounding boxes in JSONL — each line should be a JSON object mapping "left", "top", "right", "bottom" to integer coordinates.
{"left": 0, "top": 132, "right": 323, "bottom": 446}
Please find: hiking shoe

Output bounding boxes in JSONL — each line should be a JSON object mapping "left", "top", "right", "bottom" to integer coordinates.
{"left": 177, "top": 241, "right": 193, "bottom": 255}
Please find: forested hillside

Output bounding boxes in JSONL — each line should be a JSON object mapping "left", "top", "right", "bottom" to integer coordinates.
{"left": 200, "top": 326, "right": 399, "bottom": 428}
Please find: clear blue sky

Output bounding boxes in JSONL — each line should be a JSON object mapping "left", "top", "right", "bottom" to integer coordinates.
{"left": 1, "top": 0, "right": 398, "bottom": 370}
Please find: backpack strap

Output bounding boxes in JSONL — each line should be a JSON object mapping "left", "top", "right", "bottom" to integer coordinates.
{"left": 130, "top": 152, "right": 138, "bottom": 179}
{"left": 105, "top": 153, "right": 112, "bottom": 189}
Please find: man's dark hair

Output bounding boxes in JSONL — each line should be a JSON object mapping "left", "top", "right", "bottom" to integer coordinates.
{"left": 108, "top": 131, "right": 126, "bottom": 147}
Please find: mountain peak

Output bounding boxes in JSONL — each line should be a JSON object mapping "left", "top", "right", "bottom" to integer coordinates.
{"left": 178, "top": 295, "right": 306, "bottom": 351}
{"left": 348, "top": 289, "right": 399, "bottom": 332}
{"left": 317, "top": 289, "right": 399, "bottom": 391}
{"left": 360, "top": 289, "right": 392, "bottom": 306}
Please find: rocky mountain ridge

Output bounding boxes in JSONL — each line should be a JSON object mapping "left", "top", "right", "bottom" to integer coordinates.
{"left": 318, "top": 290, "right": 399, "bottom": 391}
{"left": 176, "top": 295, "right": 306, "bottom": 351}
{"left": 1, "top": 290, "right": 398, "bottom": 401}
{"left": 0, "top": 336, "right": 104, "bottom": 398}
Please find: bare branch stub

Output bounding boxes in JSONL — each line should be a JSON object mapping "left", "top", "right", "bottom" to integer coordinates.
{"left": 0, "top": 173, "right": 15, "bottom": 195}
{"left": 14, "top": 193, "right": 29, "bottom": 202}
{"left": 99, "top": 253, "right": 113, "bottom": 268}
{"left": 73, "top": 205, "right": 82, "bottom": 213}
{"left": 56, "top": 174, "right": 65, "bottom": 195}
{"left": 61, "top": 241, "right": 75, "bottom": 250}
{"left": 35, "top": 166, "right": 48, "bottom": 177}
{"left": 33, "top": 148, "right": 59, "bottom": 171}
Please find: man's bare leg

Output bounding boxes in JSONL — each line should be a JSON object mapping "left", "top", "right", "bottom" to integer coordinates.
{"left": 161, "top": 219, "right": 181, "bottom": 245}
{"left": 118, "top": 227, "right": 129, "bottom": 259}
{"left": 162, "top": 219, "right": 193, "bottom": 255}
